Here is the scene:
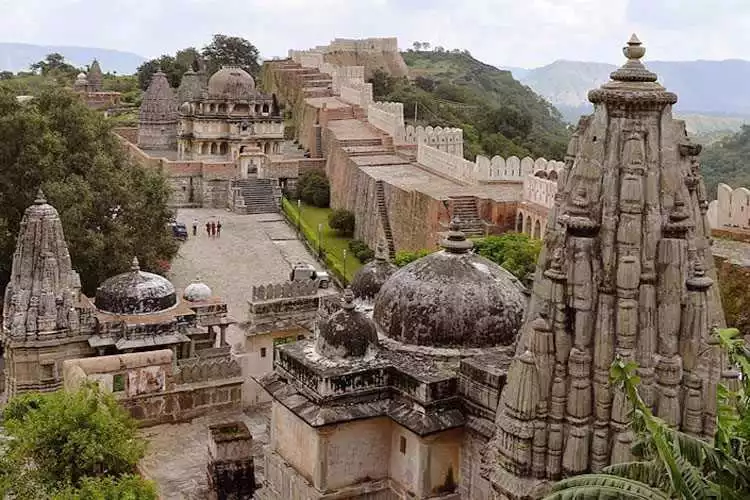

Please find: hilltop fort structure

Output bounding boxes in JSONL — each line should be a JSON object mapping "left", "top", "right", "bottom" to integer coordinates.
{"left": 253, "top": 35, "right": 729, "bottom": 499}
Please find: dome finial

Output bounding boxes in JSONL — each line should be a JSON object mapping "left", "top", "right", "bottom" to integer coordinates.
{"left": 610, "top": 33, "right": 657, "bottom": 83}
{"left": 34, "top": 188, "right": 46, "bottom": 205}
{"left": 441, "top": 217, "right": 473, "bottom": 254}
{"left": 342, "top": 288, "right": 356, "bottom": 310}
{"left": 131, "top": 256, "right": 140, "bottom": 272}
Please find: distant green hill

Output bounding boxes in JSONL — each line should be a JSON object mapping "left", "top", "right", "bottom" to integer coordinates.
{"left": 0, "top": 43, "right": 145, "bottom": 74}
{"left": 385, "top": 50, "right": 570, "bottom": 160}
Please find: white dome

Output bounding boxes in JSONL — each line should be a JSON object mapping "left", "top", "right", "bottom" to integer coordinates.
{"left": 183, "top": 276, "right": 212, "bottom": 302}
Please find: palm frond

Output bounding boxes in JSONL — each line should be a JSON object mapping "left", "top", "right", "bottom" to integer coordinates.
{"left": 603, "top": 461, "right": 669, "bottom": 490}
{"left": 544, "top": 474, "right": 671, "bottom": 500}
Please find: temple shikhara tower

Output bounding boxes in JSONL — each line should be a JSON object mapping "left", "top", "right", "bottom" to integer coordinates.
{"left": 486, "top": 35, "right": 728, "bottom": 498}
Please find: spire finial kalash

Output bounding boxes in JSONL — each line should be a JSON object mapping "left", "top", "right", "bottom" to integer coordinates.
{"left": 610, "top": 33, "right": 657, "bottom": 83}
{"left": 131, "top": 256, "right": 141, "bottom": 272}
{"left": 440, "top": 217, "right": 473, "bottom": 254}
{"left": 341, "top": 287, "right": 356, "bottom": 311}
{"left": 34, "top": 188, "right": 47, "bottom": 205}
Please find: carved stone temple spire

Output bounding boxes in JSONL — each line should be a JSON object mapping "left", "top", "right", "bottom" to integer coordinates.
{"left": 3, "top": 191, "right": 78, "bottom": 338}
{"left": 137, "top": 69, "right": 178, "bottom": 150}
{"left": 486, "top": 35, "right": 727, "bottom": 498}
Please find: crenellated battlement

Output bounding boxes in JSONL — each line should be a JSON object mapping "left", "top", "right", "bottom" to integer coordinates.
{"left": 251, "top": 280, "right": 319, "bottom": 302}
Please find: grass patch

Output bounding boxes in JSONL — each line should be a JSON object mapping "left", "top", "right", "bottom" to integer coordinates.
{"left": 282, "top": 198, "right": 363, "bottom": 284}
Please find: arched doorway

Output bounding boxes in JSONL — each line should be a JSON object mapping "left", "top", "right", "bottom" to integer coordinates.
{"left": 516, "top": 212, "right": 523, "bottom": 232}
{"left": 533, "top": 220, "right": 541, "bottom": 239}
{"left": 525, "top": 216, "right": 532, "bottom": 235}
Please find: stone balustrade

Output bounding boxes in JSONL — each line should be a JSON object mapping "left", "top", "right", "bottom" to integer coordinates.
{"left": 522, "top": 175, "right": 557, "bottom": 209}
{"left": 367, "top": 102, "right": 406, "bottom": 143}
{"left": 708, "top": 183, "right": 750, "bottom": 230}
{"left": 405, "top": 125, "right": 463, "bottom": 158}
{"left": 340, "top": 82, "right": 373, "bottom": 108}
{"left": 416, "top": 143, "right": 564, "bottom": 186}
{"left": 176, "top": 353, "right": 241, "bottom": 385}
{"left": 251, "top": 280, "right": 319, "bottom": 302}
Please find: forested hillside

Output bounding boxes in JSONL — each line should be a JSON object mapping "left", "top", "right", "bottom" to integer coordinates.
{"left": 701, "top": 125, "right": 750, "bottom": 198}
{"left": 376, "top": 50, "right": 571, "bottom": 161}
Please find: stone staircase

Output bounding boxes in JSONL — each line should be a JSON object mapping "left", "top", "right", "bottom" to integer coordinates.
{"left": 450, "top": 196, "right": 485, "bottom": 237}
{"left": 233, "top": 177, "right": 278, "bottom": 214}
{"left": 375, "top": 180, "right": 397, "bottom": 260}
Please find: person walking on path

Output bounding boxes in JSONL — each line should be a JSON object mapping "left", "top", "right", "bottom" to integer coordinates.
{"left": 205, "top": 221, "right": 211, "bottom": 238}
{"left": 217, "top": 220, "right": 222, "bottom": 238}
{"left": 192, "top": 218, "right": 198, "bottom": 237}
{"left": 210, "top": 221, "right": 216, "bottom": 238}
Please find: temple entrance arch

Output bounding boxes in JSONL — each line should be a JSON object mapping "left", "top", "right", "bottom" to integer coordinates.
{"left": 533, "top": 220, "right": 541, "bottom": 239}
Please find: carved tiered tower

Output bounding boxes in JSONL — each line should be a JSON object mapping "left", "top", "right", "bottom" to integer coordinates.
{"left": 2, "top": 190, "right": 85, "bottom": 395}
{"left": 137, "top": 69, "right": 178, "bottom": 150}
{"left": 87, "top": 59, "right": 103, "bottom": 92}
{"left": 486, "top": 35, "right": 728, "bottom": 499}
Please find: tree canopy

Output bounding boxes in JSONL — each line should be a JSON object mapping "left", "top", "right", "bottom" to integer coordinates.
{"left": 0, "top": 87, "right": 177, "bottom": 296}
{"left": 0, "top": 385, "right": 157, "bottom": 499}
{"left": 700, "top": 124, "right": 750, "bottom": 199}
{"left": 136, "top": 35, "right": 261, "bottom": 90}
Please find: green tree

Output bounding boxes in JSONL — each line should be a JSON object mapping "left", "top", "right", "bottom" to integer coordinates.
{"left": 328, "top": 209, "right": 355, "bottom": 236}
{"left": 473, "top": 233, "right": 542, "bottom": 280}
{"left": 369, "top": 69, "right": 397, "bottom": 100}
{"left": 295, "top": 170, "right": 330, "bottom": 208}
{"left": 701, "top": 125, "right": 750, "bottom": 200}
{"left": 0, "top": 87, "right": 178, "bottom": 295}
{"left": 52, "top": 475, "right": 158, "bottom": 500}
{"left": 30, "top": 53, "right": 78, "bottom": 79}
{"left": 135, "top": 55, "right": 185, "bottom": 90}
{"left": 202, "top": 34, "right": 261, "bottom": 77}
{"left": 0, "top": 385, "right": 155, "bottom": 498}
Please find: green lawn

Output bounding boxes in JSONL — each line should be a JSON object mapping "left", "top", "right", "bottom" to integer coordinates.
{"left": 282, "top": 198, "right": 363, "bottom": 284}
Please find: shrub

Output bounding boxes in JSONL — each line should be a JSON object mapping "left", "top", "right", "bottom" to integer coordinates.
{"left": 328, "top": 209, "right": 355, "bottom": 236}
{"left": 473, "top": 232, "right": 541, "bottom": 280}
{"left": 394, "top": 249, "right": 433, "bottom": 267}
{"left": 296, "top": 170, "right": 330, "bottom": 208}
{"left": 348, "top": 239, "right": 374, "bottom": 263}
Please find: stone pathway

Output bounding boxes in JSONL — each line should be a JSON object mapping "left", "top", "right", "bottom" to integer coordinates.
{"left": 168, "top": 208, "right": 323, "bottom": 349}
{"left": 138, "top": 404, "right": 270, "bottom": 500}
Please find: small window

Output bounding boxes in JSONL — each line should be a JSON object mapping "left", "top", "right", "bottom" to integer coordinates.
{"left": 297, "top": 335, "right": 305, "bottom": 340}
{"left": 260, "top": 347, "right": 267, "bottom": 358}
{"left": 113, "top": 373, "right": 126, "bottom": 392}
{"left": 40, "top": 362, "right": 55, "bottom": 381}
{"left": 399, "top": 436, "right": 406, "bottom": 454}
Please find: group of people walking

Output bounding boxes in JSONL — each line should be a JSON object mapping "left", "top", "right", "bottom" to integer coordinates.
{"left": 193, "top": 218, "right": 222, "bottom": 238}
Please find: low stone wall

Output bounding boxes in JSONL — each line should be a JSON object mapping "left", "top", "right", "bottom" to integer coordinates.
{"left": 63, "top": 350, "right": 243, "bottom": 427}
{"left": 405, "top": 125, "right": 463, "bottom": 158}
{"left": 367, "top": 102, "right": 405, "bottom": 143}
{"left": 523, "top": 175, "right": 557, "bottom": 209}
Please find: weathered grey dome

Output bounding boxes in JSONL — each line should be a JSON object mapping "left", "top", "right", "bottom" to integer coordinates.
{"left": 350, "top": 241, "right": 397, "bottom": 300}
{"left": 183, "top": 276, "right": 212, "bottom": 302}
{"left": 95, "top": 257, "right": 177, "bottom": 314}
{"left": 316, "top": 289, "right": 378, "bottom": 358}
{"left": 208, "top": 66, "right": 255, "bottom": 99}
{"left": 373, "top": 222, "right": 526, "bottom": 348}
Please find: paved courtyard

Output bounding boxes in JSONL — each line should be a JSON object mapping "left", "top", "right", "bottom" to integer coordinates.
{"left": 139, "top": 404, "right": 270, "bottom": 500}
{"left": 168, "top": 208, "right": 323, "bottom": 349}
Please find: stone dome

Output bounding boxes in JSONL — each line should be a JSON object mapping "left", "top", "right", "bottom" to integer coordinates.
{"left": 183, "top": 276, "right": 212, "bottom": 302}
{"left": 350, "top": 241, "right": 397, "bottom": 301}
{"left": 373, "top": 221, "right": 526, "bottom": 348}
{"left": 179, "top": 101, "right": 191, "bottom": 114}
{"left": 95, "top": 257, "right": 177, "bottom": 315}
{"left": 316, "top": 289, "right": 378, "bottom": 358}
{"left": 208, "top": 66, "right": 255, "bottom": 99}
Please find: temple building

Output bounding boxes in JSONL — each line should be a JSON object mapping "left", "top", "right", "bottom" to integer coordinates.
{"left": 0, "top": 190, "right": 234, "bottom": 398}
{"left": 176, "top": 65, "right": 284, "bottom": 162}
{"left": 485, "top": 35, "right": 729, "bottom": 498}
{"left": 137, "top": 70, "right": 178, "bottom": 151}
{"left": 72, "top": 59, "right": 121, "bottom": 110}
{"left": 258, "top": 221, "right": 528, "bottom": 499}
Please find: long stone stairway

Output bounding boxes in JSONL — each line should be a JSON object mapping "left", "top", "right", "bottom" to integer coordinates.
{"left": 233, "top": 177, "right": 278, "bottom": 214}
{"left": 375, "top": 180, "right": 397, "bottom": 260}
{"left": 450, "top": 196, "right": 485, "bottom": 237}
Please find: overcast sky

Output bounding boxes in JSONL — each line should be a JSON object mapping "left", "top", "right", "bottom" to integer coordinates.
{"left": 0, "top": 0, "right": 748, "bottom": 68}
